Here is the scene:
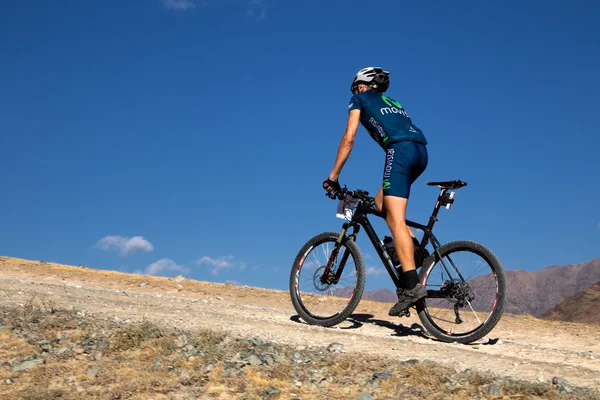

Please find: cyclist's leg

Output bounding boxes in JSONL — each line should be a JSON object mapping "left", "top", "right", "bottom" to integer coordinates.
{"left": 381, "top": 142, "right": 426, "bottom": 271}
{"left": 383, "top": 195, "right": 415, "bottom": 272}
{"left": 375, "top": 188, "right": 418, "bottom": 240}
{"left": 382, "top": 142, "right": 428, "bottom": 315}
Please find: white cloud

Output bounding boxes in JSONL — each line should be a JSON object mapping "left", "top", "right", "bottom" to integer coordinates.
{"left": 162, "top": 0, "right": 197, "bottom": 10}
{"left": 145, "top": 258, "right": 190, "bottom": 276}
{"left": 197, "top": 255, "right": 247, "bottom": 276}
{"left": 247, "top": 0, "right": 267, "bottom": 20}
{"left": 366, "top": 266, "right": 386, "bottom": 278}
{"left": 95, "top": 235, "right": 154, "bottom": 256}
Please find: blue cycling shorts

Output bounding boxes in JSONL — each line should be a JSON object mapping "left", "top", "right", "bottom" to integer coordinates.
{"left": 382, "top": 141, "right": 428, "bottom": 199}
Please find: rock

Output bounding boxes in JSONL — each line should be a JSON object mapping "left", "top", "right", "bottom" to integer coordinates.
{"left": 263, "top": 386, "right": 281, "bottom": 399}
{"left": 484, "top": 385, "right": 502, "bottom": 397}
{"left": 183, "top": 344, "right": 195, "bottom": 352}
{"left": 202, "top": 363, "right": 215, "bottom": 372}
{"left": 247, "top": 355, "right": 263, "bottom": 366}
{"left": 310, "top": 368, "right": 327, "bottom": 384}
{"left": 5, "top": 378, "right": 14, "bottom": 384}
{"left": 151, "top": 357, "right": 164, "bottom": 371}
{"left": 262, "top": 355, "right": 275, "bottom": 365}
{"left": 86, "top": 368, "right": 100, "bottom": 379}
{"left": 97, "top": 340, "right": 110, "bottom": 350}
{"left": 327, "top": 343, "right": 344, "bottom": 353}
{"left": 246, "top": 336, "right": 261, "bottom": 346}
{"left": 272, "top": 353, "right": 284, "bottom": 363}
{"left": 398, "top": 359, "right": 420, "bottom": 367}
{"left": 139, "top": 281, "right": 148, "bottom": 287}
{"left": 291, "top": 352, "right": 310, "bottom": 365}
{"left": 372, "top": 372, "right": 392, "bottom": 381}
{"left": 358, "top": 393, "right": 375, "bottom": 400}
{"left": 422, "top": 359, "right": 436, "bottom": 366}
{"left": 172, "top": 274, "right": 187, "bottom": 282}
{"left": 37, "top": 340, "right": 53, "bottom": 352}
{"left": 552, "top": 377, "right": 573, "bottom": 393}
{"left": 12, "top": 359, "right": 44, "bottom": 372}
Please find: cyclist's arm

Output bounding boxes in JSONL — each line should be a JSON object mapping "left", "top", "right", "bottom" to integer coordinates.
{"left": 328, "top": 109, "right": 361, "bottom": 181}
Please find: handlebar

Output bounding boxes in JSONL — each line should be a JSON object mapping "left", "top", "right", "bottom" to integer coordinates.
{"left": 326, "top": 187, "right": 374, "bottom": 203}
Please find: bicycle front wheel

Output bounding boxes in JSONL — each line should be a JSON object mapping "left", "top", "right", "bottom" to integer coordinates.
{"left": 417, "top": 240, "right": 506, "bottom": 344}
{"left": 289, "top": 232, "right": 366, "bottom": 327}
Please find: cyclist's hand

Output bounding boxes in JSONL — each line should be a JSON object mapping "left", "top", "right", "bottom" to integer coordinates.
{"left": 322, "top": 178, "right": 341, "bottom": 193}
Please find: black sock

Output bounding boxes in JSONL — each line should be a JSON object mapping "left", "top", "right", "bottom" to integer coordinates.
{"left": 402, "top": 270, "right": 419, "bottom": 290}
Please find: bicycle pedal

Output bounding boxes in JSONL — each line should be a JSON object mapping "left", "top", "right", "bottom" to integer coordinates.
{"left": 399, "top": 309, "right": 410, "bottom": 318}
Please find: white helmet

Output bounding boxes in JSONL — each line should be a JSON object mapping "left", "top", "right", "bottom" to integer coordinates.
{"left": 351, "top": 67, "right": 390, "bottom": 94}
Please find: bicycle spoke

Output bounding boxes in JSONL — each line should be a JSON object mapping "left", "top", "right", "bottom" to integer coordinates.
{"left": 422, "top": 244, "right": 502, "bottom": 340}
{"left": 294, "top": 239, "right": 359, "bottom": 319}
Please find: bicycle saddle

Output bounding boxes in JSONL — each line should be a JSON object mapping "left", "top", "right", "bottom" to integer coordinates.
{"left": 427, "top": 180, "right": 467, "bottom": 190}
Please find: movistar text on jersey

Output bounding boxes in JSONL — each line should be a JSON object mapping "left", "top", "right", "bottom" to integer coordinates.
{"left": 368, "top": 117, "right": 387, "bottom": 140}
{"left": 380, "top": 106, "right": 409, "bottom": 117}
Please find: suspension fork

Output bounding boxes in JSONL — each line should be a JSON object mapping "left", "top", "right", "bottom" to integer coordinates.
{"left": 321, "top": 223, "right": 360, "bottom": 284}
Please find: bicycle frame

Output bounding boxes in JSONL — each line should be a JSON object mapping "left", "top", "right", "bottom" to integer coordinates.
{"left": 330, "top": 187, "right": 456, "bottom": 290}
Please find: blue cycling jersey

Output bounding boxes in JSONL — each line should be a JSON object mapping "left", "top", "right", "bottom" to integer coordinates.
{"left": 348, "top": 91, "right": 427, "bottom": 149}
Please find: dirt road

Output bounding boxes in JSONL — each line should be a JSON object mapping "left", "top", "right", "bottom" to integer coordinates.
{"left": 1, "top": 257, "right": 598, "bottom": 389}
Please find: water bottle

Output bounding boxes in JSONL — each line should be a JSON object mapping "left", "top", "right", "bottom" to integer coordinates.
{"left": 382, "top": 236, "right": 402, "bottom": 275}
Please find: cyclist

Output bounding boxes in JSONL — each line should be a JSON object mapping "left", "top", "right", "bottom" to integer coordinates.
{"left": 323, "top": 67, "right": 429, "bottom": 317}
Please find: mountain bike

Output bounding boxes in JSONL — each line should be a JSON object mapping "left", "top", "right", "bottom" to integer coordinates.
{"left": 289, "top": 180, "right": 506, "bottom": 344}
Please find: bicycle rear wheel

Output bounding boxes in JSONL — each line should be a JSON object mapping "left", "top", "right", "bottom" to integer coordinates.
{"left": 289, "top": 232, "right": 366, "bottom": 327}
{"left": 417, "top": 240, "right": 506, "bottom": 344}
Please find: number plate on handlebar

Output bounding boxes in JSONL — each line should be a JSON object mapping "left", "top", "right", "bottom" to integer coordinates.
{"left": 336, "top": 194, "right": 357, "bottom": 220}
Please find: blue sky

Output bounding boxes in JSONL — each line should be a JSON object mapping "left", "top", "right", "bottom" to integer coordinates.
{"left": 1, "top": 0, "right": 598, "bottom": 292}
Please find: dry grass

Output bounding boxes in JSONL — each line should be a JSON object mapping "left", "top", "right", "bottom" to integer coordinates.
{"left": 1, "top": 298, "right": 598, "bottom": 400}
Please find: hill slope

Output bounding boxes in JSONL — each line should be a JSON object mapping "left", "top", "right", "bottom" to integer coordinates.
{"left": 539, "top": 282, "right": 600, "bottom": 324}
{"left": 0, "top": 255, "right": 599, "bottom": 393}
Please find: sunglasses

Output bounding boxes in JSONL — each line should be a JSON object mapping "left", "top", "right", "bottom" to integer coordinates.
{"left": 351, "top": 83, "right": 368, "bottom": 95}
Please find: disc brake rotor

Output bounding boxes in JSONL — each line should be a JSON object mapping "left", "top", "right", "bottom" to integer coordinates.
{"left": 313, "top": 266, "right": 332, "bottom": 292}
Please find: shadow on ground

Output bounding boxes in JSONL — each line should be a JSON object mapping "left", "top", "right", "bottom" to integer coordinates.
{"left": 289, "top": 313, "right": 430, "bottom": 340}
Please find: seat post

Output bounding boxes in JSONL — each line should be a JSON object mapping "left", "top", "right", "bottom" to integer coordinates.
{"left": 427, "top": 187, "right": 447, "bottom": 231}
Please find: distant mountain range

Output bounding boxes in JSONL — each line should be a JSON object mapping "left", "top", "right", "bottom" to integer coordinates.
{"left": 342, "top": 257, "right": 600, "bottom": 317}
{"left": 503, "top": 257, "right": 600, "bottom": 316}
